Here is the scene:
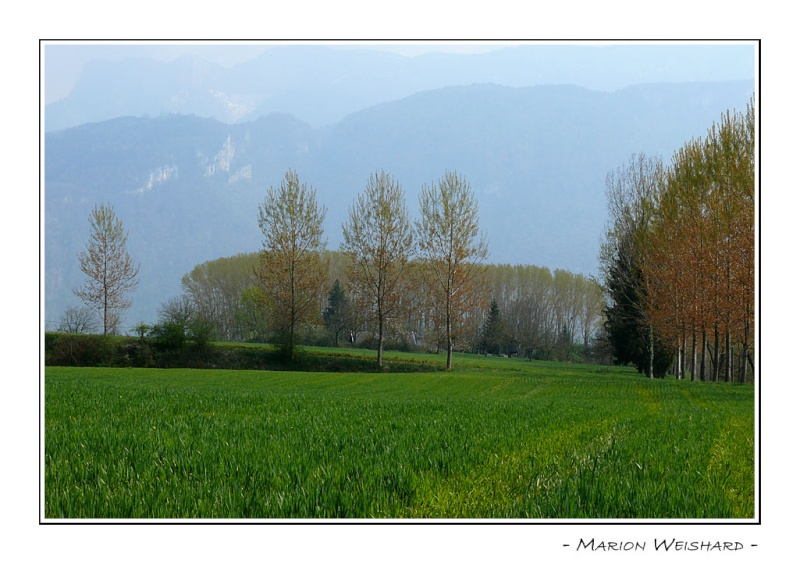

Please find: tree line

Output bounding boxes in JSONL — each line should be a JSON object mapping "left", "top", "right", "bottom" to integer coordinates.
{"left": 600, "top": 97, "right": 755, "bottom": 381}
{"left": 162, "top": 250, "right": 607, "bottom": 364}
{"left": 247, "top": 169, "right": 490, "bottom": 369}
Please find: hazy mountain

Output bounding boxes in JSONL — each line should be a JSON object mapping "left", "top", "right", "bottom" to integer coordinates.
{"left": 44, "top": 80, "right": 754, "bottom": 331}
{"left": 44, "top": 44, "right": 755, "bottom": 131}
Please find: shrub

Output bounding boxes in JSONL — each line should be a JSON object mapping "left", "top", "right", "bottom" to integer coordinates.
{"left": 148, "top": 322, "right": 187, "bottom": 351}
{"left": 45, "top": 333, "right": 119, "bottom": 367}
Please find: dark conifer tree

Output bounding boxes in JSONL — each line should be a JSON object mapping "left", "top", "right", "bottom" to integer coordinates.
{"left": 323, "top": 279, "right": 350, "bottom": 347}
{"left": 603, "top": 237, "right": 672, "bottom": 377}
{"left": 479, "top": 299, "right": 507, "bottom": 355}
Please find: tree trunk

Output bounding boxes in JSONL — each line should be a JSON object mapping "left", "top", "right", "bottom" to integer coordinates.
{"left": 725, "top": 330, "right": 732, "bottom": 383}
{"left": 377, "top": 308, "right": 384, "bottom": 368}
{"left": 446, "top": 341, "right": 453, "bottom": 370}
{"left": 445, "top": 300, "right": 453, "bottom": 370}
{"left": 713, "top": 324, "right": 720, "bottom": 382}
{"left": 103, "top": 293, "right": 109, "bottom": 335}
{"left": 700, "top": 329, "right": 707, "bottom": 382}
{"left": 740, "top": 318, "right": 750, "bottom": 383}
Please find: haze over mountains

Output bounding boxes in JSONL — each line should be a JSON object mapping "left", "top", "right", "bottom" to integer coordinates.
{"left": 43, "top": 43, "right": 756, "bottom": 330}
{"left": 45, "top": 43, "right": 754, "bottom": 131}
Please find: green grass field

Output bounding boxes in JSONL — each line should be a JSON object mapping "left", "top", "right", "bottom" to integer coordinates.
{"left": 44, "top": 349, "right": 755, "bottom": 519}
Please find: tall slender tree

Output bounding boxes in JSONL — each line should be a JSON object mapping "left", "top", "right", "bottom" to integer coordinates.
{"left": 74, "top": 203, "right": 139, "bottom": 335}
{"left": 416, "top": 171, "right": 488, "bottom": 369}
{"left": 257, "top": 169, "right": 327, "bottom": 360}
{"left": 341, "top": 170, "right": 414, "bottom": 367}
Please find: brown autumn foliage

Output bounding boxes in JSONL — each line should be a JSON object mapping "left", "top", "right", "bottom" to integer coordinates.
{"left": 644, "top": 98, "right": 755, "bottom": 382}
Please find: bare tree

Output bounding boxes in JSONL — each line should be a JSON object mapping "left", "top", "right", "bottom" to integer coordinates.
{"left": 56, "top": 305, "right": 98, "bottom": 334}
{"left": 416, "top": 171, "right": 488, "bottom": 369}
{"left": 74, "top": 203, "right": 139, "bottom": 335}
{"left": 257, "top": 170, "right": 327, "bottom": 360}
{"left": 341, "top": 170, "right": 414, "bottom": 367}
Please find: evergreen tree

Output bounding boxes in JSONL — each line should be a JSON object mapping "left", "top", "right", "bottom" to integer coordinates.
{"left": 599, "top": 154, "right": 673, "bottom": 378}
{"left": 479, "top": 299, "right": 507, "bottom": 355}
{"left": 603, "top": 239, "right": 672, "bottom": 376}
{"left": 323, "top": 279, "right": 350, "bottom": 346}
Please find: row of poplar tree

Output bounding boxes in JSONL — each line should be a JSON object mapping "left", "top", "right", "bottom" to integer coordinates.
{"left": 255, "top": 169, "right": 487, "bottom": 369}
{"left": 600, "top": 97, "right": 755, "bottom": 381}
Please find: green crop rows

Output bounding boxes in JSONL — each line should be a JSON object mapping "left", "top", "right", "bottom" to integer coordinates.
{"left": 44, "top": 352, "right": 755, "bottom": 519}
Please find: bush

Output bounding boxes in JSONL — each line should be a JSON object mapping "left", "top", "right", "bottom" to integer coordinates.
{"left": 45, "top": 333, "right": 119, "bottom": 367}
{"left": 148, "top": 322, "right": 188, "bottom": 351}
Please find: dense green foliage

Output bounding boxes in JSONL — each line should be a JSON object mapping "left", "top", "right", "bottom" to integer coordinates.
{"left": 44, "top": 353, "right": 754, "bottom": 519}
{"left": 323, "top": 279, "right": 351, "bottom": 346}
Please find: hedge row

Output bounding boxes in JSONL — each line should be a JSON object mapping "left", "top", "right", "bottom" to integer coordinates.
{"left": 43, "top": 333, "right": 437, "bottom": 373}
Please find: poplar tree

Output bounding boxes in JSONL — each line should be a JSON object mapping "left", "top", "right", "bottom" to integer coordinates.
{"left": 74, "top": 203, "right": 139, "bottom": 335}
{"left": 644, "top": 98, "right": 755, "bottom": 382}
{"left": 257, "top": 170, "right": 327, "bottom": 360}
{"left": 416, "top": 171, "right": 488, "bottom": 369}
{"left": 341, "top": 171, "right": 414, "bottom": 367}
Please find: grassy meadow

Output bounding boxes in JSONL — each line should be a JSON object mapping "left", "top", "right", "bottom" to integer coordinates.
{"left": 44, "top": 349, "right": 755, "bottom": 519}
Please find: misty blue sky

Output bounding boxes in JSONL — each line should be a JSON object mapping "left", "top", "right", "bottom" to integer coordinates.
{"left": 43, "top": 40, "right": 756, "bottom": 106}
{"left": 43, "top": 41, "right": 508, "bottom": 104}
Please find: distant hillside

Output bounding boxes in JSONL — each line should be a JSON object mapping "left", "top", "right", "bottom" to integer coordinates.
{"left": 44, "top": 80, "right": 754, "bottom": 330}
